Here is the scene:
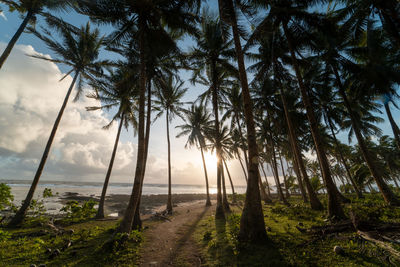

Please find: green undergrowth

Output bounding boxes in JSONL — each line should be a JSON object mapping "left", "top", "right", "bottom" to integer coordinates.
{"left": 0, "top": 220, "right": 142, "bottom": 267}
{"left": 195, "top": 194, "right": 400, "bottom": 266}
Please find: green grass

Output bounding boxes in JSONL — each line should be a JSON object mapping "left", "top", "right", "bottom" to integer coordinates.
{"left": 194, "top": 194, "right": 400, "bottom": 267}
{"left": 0, "top": 220, "right": 142, "bottom": 267}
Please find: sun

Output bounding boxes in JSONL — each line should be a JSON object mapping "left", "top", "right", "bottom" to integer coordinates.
{"left": 204, "top": 152, "right": 219, "bottom": 168}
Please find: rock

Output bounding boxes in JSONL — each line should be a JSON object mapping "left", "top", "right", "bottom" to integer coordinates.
{"left": 333, "top": 245, "right": 344, "bottom": 255}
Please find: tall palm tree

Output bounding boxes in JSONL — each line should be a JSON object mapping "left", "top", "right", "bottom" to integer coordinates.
{"left": 218, "top": 0, "right": 268, "bottom": 242}
{"left": 87, "top": 67, "right": 138, "bottom": 219}
{"left": 154, "top": 75, "right": 188, "bottom": 214}
{"left": 176, "top": 104, "right": 213, "bottom": 206}
{"left": 248, "top": 0, "right": 345, "bottom": 219}
{"left": 0, "top": 0, "right": 74, "bottom": 69}
{"left": 77, "top": 0, "right": 198, "bottom": 233}
{"left": 189, "top": 11, "right": 236, "bottom": 220}
{"left": 8, "top": 21, "right": 107, "bottom": 226}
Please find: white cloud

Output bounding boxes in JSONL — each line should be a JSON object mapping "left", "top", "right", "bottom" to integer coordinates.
{"left": 0, "top": 43, "right": 137, "bottom": 182}
{"left": 0, "top": 12, "right": 7, "bottom": 21}
{"left": 0, "top": 43, "right": 249, "bottom": 188}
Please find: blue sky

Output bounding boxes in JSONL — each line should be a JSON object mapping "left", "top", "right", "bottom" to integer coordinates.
{"left": 0, "top": 2, "right": 399, "bottom": 187}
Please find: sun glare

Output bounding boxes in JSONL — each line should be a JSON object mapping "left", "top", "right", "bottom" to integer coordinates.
{"left": 204, "top": 152, "right": 218, "bottom": 168}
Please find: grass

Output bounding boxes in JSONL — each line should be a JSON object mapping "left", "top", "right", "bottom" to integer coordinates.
{"left": 194, "top": 194, "right": 400, "bottom": 266}
{"left": 0, "top": 219, "right": 142, "bottom": 267}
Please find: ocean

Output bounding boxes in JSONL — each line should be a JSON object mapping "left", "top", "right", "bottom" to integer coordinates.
{"left": 1, "top": 180, "right": 247, "bottom": 213}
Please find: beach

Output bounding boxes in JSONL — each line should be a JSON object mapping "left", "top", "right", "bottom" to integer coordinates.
{"left": 2, "top": 180, "right": 244, "bottom": 216}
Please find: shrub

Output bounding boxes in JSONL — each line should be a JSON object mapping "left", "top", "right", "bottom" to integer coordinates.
{"left": 0, "top": 183, "right": 13, "bottom": 211}
{"left": 60, "top": 200, "right": 97, "bottom": 223}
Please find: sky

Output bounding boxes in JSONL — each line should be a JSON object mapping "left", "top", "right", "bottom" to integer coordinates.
{"left": 0, "top": 2, "right": 399, "bottom": 188}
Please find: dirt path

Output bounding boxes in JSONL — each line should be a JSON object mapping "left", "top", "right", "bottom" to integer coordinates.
{"left": 139, "top": 200, "right": 213, "bottom": 266}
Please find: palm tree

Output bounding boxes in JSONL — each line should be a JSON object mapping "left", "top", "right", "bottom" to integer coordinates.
{"left": 77, "top": 0, "right": 198, "bottom": 233}
{"left": 218, "top": 0, "right": 268, "bottom": 242}
{"left": 248, "top": 0, "right": 345, "bottom": 219}
{"left": 176, "top": 104, "right": 213, "bottom": 206}
{"left": 8, "top": 21, "right": 107, "bottom": 226}
{"left": 87, "top": 67, "right": 137, "bottom": 219}
{"left": 189, "top": 11, "right": 236, "bottom": 220}
{"left": 0, "top": 0, "right": 73, "bottom": 69}
{"left": 154, "top": 75, "right": 188, "bottom": 214}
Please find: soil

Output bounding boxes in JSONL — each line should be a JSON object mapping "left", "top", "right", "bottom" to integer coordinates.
{"left": 139, "top": 200, "right": 214, "bottom": 266}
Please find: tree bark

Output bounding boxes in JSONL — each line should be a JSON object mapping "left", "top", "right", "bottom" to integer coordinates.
{"left": 235, "top": 113, "right": 249, "bottom": 170}
{"left": 279, "top": 153, "right": 290, "bottom": 198}
{"left": 166, "top": 110, "right": 173, "bottom": 214}
{"left": 324, "top": 108, "right": 363, "bottom": 198}
{"left": 210, "top": 60, "right": 224, "bottom": 220}
{"left": 260, "top": 164, "right": 271, "bottom": 197}
{"left": 9, "top": 71, "right": 79, "bottom": 226}
{"left": 283, "top": 23, "right": 344, "bottom": 219}
{"left": 332, "top": 65, "right": 400, "bottom": 206}
{"left": 132, "top": 79, "right": 152, "bottom": 230}
{"left": 221, "top": 162, "right": 230, "bottom": 212}
{"left": 0, "top": 11, "right": 33, "bottom": 70}
{"left": 96, "top": 115, "right": 124, "bottom": 219}
{"left": 118, "top": 15, "right": 147, "bottom": 234}
{"left": 223, "top": 159, "right": 236, "bottom": 202}
{"left": 200, "top": 145, "right": 212, "bottom": 206}
{"left": 219, "top": 0, "right": 267, "bottom": 243}
{"left": 384, "top": 102, "right": 400, "bottom": 150}
{"left": 237, "top": 151, "right": 248, "bottom": 182}
{"left": 279, "top": 85, "right": 321, "bottom": 209}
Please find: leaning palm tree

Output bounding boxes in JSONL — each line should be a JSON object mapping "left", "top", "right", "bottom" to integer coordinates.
{"left": 8, "top": 21, "right": 107, "bottom": 226}
{"left": 0, "top": 0, "right": 74, "bottom": 69}
{"left": 87, "top": 67, "right": 138, "bottom": 219}
{"left": 176, "top": 104, "right": 213, "bottom": 206}
{"left": 154, "top": 74, "right": 188, "bottom": 214}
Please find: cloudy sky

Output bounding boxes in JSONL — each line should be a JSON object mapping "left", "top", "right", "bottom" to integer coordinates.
{"left": 0, "top": 4, "right": 398, "bottom": 187}
{"left": 0, "top": 3, "right": 249, "bottom": 187}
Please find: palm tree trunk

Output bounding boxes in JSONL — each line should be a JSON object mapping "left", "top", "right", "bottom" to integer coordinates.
{"left": 279, "top": 85, "right": 320, "bottom": 209}
{"left": 384, "top": 102, "right": 400, "bottom": 150}
{"left": 210, "top": 60, "right": 224, "bottom": 220}
{"left": 223, "top": 159, "right": 236, "bottom": 202}
{"left": 237, "top": 151, "right": 248, "bottom": 182}
{"left": 200, "top": 145, "right": 212, "bottom": 206}
{"left": 270, "top": 147, "right": 289, "bottom": 205}
{"left": 0, "top": 11, "right": 33, "bottom": 70}
{"left": 283, "top": 23, "right": 344, "bottom": 219}
{"left": 260, "top": 164, "right": 271, "bottom": 197}
{"left": 132, "top": 80, "right": 152, "bottom": 230}
{"left": 235, "top": 113, "right": 249, "bottom": 169}
{"left": 221, "top": 162, "right": 230, "bottom": 212}
{"left": 118, "top": 15, "right": 147, "bottom": 234}
{"left": 324, "top": 109, "right": 363, "bottom": 198}
{"left": 279, "top": 153, "right": 290, "bottom": 198}
{"left": 258, "top": 166, "right": 272, "bottom": 203}
{"left": 166, "top": 110, "right": 173, "bottom": 214}
{"left": 291, "top": 157, "right": 307, "bottom": 201}
{"left": 332, "top": 65, "right": 400, "bottom": 206}
{"left": 219, "top": 0, "right": 267, "bottom": 242}
{"left": 9, "top": 71, "right": 79, "bottom": 226}
{"left": 96, "top": 115, "right": 124, "bottom": 219}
